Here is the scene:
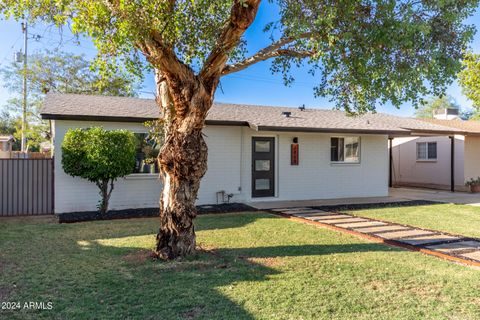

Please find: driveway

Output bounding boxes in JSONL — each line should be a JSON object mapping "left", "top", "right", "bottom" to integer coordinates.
{"left": 390, "top": 187, "right": 480, "bottom": 206}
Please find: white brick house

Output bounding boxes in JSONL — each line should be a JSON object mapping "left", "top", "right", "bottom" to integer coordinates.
{"left": 41, "top": 93, "right": 461, "bottom": 214}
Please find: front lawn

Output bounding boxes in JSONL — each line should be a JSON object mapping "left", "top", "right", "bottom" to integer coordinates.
{"left": 0, "top": 212, "right": 479, "bottom": 319}
{"left": 347, "top": 203, "right": 480, "bottom": 238}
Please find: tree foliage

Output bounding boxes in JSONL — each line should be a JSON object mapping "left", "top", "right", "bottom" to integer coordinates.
{"left": 61, "top": 127, "right": 136, "bottom": 215}
{"left": 458, "top": 51, "right": 480, "bottom": 110}
{"left": 1, "top": 1, "right": 478, "bottom": 113}
{"left": 415, "top": 95, "right": 460, "bottom": 119}
{"left": 0, "top": 50, "right": 140, "bottom": 151}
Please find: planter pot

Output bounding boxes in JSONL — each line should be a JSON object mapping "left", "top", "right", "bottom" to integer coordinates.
{"left": 140, "top": 161, "right": 150, "bottom": 173}
{"left": 149, "top": 164, "right": 156, "bottom": 174}
{"left": 470, "top": 184, "right": 480, "bottom": 193}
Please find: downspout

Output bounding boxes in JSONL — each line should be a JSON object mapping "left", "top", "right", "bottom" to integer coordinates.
{"left": 389, "top": 137, "right": 393, "bottom": 188}
{"left": 450, "top": 136, "right": 455, "bottom": 192}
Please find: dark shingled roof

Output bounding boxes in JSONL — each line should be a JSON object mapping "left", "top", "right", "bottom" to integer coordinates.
{"left": 41, "top": 93, "right": 464, "bottom": 136}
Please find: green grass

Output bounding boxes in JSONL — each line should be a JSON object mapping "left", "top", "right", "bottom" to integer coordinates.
{"left": 347, "top": 203, "right": 480, "bottom": 238}
{"left": 0, "top": 212, "right": 479, "bottom": 320}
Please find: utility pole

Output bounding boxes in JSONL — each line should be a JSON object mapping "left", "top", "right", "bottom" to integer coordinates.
{"left": 21, "top": 19, "right": 28, "bottom": 153}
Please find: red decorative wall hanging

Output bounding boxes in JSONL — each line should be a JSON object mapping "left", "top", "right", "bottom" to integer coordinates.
{"left": 291, "top": 143, "right": 299, "bottom": 165}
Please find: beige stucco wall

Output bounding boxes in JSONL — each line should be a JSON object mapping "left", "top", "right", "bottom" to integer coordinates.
{"left": 392, "top": 135, "right": 465, "bottom": 190}
{"left": 464, "top": 136, "right": 480, "bottom": 182}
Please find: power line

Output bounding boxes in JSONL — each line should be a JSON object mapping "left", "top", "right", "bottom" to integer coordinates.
{"left": 0, "top": 34, "right": 23, "bottom": 68}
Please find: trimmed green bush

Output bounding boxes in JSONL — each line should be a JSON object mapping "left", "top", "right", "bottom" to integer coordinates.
{"left": 62, "top": 127, "right": 136, "bottom": 216}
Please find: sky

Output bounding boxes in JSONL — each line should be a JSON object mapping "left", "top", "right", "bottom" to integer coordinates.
{"left": 0, "top": 3, "right": 479, "bottom": 118}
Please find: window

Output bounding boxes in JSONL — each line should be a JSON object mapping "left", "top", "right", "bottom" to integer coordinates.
{"left": 133, "top": 133, "right": 160, "bottom": 174}
{"left": 416, "top": 142, "right": 437, "bottom": 161}
{"left": 331, "top": 137, "right": 360, "bottom": 163}
{"left": 255, "top": 140, "right": 271, "bottom": 152}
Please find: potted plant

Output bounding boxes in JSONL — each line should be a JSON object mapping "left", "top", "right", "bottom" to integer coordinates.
{"left": 142, "top": 145, "right": 159, "bottom": 174}
{"left": 144, "top": 157, "right": 157, "bottom": 174}
{"left": 465, "top": 177, "right": 480, "bottom": 193}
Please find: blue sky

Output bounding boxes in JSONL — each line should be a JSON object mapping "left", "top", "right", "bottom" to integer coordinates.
{"left": 0, "top": 3, "right": 479, "bottom": 117}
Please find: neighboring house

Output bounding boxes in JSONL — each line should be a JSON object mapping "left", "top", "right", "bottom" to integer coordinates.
{"left": 0, "top": 135, "right": 14, "bottom": 158}
{"left": 392, "top": 111, "right": 480, "bottom": 191}
{"left": 40, "top": 93, "right": 461, "bottom": 214}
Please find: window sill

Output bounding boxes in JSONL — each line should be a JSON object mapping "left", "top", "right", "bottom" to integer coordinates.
{"left": 416, "top": 159, "right": 437, "bottom": 163}
{"left": 330, "top": 162, "right": 361, "bottom": 166}
{"left": 124, "top": 173, "right": 159, "bottom": 180}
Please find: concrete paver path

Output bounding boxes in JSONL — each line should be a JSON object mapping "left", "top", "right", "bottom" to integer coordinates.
{"left": 274, "top": 207, "right": 480, "bottom": 266}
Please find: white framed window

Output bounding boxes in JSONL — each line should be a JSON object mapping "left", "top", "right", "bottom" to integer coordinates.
{"left": 416, "top": 142, "right": 437, "bottom": 161}
{"left": 330, "top": 137, "right": 360, "bottom": 163}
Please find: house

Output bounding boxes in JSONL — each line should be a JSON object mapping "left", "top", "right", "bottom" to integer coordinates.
{"left": 392, "top": 113, "right": 480, "bottom": 191}
{"left": 0, "top": 135, "right": 14, "bottom": 158}
{"left": 40, "top": 93, "right": 462, "bottom": 214}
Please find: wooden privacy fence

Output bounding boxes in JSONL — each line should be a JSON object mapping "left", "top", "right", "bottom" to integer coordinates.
{"left": 0, "top": 158, "right": 54, "bottom": 216}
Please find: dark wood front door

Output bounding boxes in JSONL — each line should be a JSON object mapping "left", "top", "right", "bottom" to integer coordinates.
{"left": 252, "top": 137, "right": 275, "bottom": 197}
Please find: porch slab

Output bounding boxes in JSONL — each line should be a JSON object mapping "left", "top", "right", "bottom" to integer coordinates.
{"left": 249, "top": 196, "right": 409, "bottom": 210}
{"left": 460, "top": 251, "right": 480, "bottom": 261}
{"left": 426, "top": 241, "right": 480, "bottom": 253}
{"left": 336, "top": 221, "right": 387, "bottom": 229}
{"left": 249, "top": 187, "right": 480, "bottom": 210}
{"left": 353, "top": 225, "right": 410, "bottom": 233}
{"left": 397, "top": 234, "right": 460, "bottom": 246}
{"left": 374, "top": 229, "right": 435, "bottom": 240}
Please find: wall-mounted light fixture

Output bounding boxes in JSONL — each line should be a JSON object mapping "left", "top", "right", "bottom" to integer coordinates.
{"left": 291, "top": 137, "right": 299, "bottom": 165}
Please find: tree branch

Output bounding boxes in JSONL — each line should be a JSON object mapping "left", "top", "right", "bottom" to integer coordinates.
{"left": 199, "top": 0, "right": 261, "bottom": 87}
{"left": 221, "top": 33, "right": 315, "bottom": 75}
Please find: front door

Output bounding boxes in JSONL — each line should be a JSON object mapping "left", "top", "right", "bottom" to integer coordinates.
{"left": 252, "top": 137, "right": 275, "bottom": 197}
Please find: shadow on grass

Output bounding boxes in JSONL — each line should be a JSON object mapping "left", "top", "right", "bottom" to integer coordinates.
{"left": 1, "top": 212, "right": 399, "bottom": 319}
{"left": 69, "top": 240, "right": 396, "bottom": 319}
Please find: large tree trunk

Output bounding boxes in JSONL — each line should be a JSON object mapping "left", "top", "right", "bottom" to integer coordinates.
{"left": 154, "top": 70, "right": 211, "bottom": 259}
{"left": 147, "top": 1, "right": 260, "bottom": 259}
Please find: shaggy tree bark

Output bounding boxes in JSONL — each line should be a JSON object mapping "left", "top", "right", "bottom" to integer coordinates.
{"left": 154, "top": 70, "right": 211, "bottom": 259}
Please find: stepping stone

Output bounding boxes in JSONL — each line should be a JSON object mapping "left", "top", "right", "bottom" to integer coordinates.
{"left": 322, "top": 217, "right": 368, "bottom": 225}
{"left": 311, "top": 214, "right": 350, "bottom": 221}
{"left": 294, "top": 211, "right": 330, "bottom": 217}
{"left": 376, "top": 229, "right": 436, "bottom": 240}
{"left": 426, "top": 241, "right": 480, "bottom": 253}
{"left": 281, "top": 208, "right": 313, "bottom": 213}
{"left": 460, "top": 251, "right": 480, "bottom": 261}
{"left": 296, "top": 214, "right": 334, "bottom": 221}
{"left": 397, "top": 234, "right": 460, "bottom": 246}
{"left": 339, "top": 221, "right": 387, "bottom": 229}
{"left": 354, "top": 225, "right": 410, "bottom": 233}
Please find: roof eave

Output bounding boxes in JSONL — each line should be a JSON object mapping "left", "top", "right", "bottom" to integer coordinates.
{"left": 41, "top": 113, "right": 157, "bottom": 123}
{"left": 256, "top": 125, "right": 407, "bottom": 135}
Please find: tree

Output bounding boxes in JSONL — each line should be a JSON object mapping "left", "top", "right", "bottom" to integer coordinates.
{"left": 458, "top": 51, "right": 480, "bottom": 110}
{"left": 62, "top": 127, "right": 136, "bottom": 216}
{"left": 415, "top": 95, "right": 460, "bottom": 119}
{"left": 0, "top": 50, "right": 140, "bottom": 151}
{"left": 459, "top": 109, "right": 480, "bottom": 120}
{"left": 3, "top": 0, "right": 478, "bottom": 259}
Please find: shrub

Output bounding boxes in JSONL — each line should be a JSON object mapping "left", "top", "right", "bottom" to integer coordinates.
{"left": 62, "top": 127, "right": 136, "bottom": 216}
